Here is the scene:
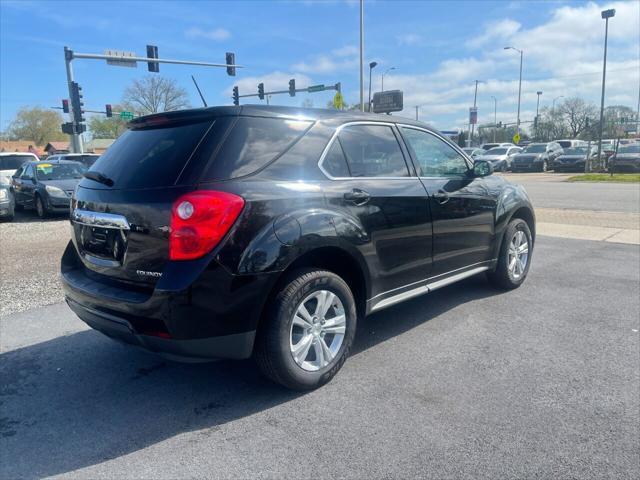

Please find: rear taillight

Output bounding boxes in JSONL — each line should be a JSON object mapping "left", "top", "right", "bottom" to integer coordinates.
{"left": 169, "top": 190, "right": 245, "bottom": 261}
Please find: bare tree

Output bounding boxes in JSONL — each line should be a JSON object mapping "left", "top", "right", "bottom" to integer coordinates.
{"left": 557, "top": 97, "right": 597, "bottom": 138}
{"left": 122, "top": 76, "right": 190, "bottom": 115}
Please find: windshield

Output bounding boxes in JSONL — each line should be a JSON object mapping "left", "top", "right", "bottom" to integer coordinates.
{"left": 523, "top": 144, "right": 547, "bottom": 153}
{"left": 0, "top": 155, "right": 32, "bottom": 170}
{"left": 563, "top": 147, "right": 588, "bottom": 155}
{"left": 486, "top": 147, "right": 508, "bottom": 155}
{"left": 35, "top": 163, "right": 86, "bottom": 180}
{"left": 65, "top": 154, "right": 100, "bottom": 166}
{"left": 619, "top": 144, "right": 640, "bottom": 154}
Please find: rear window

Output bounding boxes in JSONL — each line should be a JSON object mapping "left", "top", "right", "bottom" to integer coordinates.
{"left": 65, "top": 154, "right": 100, "bottom": 167}
{"left": 201, "top": 117, "right": 312, "bottom": 181}
{"left": 86, "top": 120, "right": 212, "bottom": 189}
{"left": 557, "top": 141, "right": 573, "bottom": 148}
{"left": 0, "top": 155, "right": 32, "bottom": 170}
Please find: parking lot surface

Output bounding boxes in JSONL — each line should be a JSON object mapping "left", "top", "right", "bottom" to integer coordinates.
{"left": 1, "top": 235, "right": 638, "bottom": 479}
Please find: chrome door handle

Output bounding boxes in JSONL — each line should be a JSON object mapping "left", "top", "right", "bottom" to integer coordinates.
{"left": 433, "top": 190, "right": 450, "bottom": 204}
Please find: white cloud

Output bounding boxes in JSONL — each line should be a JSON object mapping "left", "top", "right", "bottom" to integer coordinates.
{"left": 292, "top": 46, "right": 359, "bottom": 74}
{"left": 466, "top": 19, "right": 521, "bottom": 48}
{"left": 396, "top": 33, "right": 422, "bottom": 46}
{"left": 185, "top": 27, "right": 231, "bottom": 41}
{"left": 333, "top": 45, "right": 358, "bottom": 57}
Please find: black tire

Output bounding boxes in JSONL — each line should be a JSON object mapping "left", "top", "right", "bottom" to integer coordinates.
{"left": 487, "top": 218, "right": 533, "bottom": 290}
{"left": 35, "top": 195, "right": 48, "bottom": 219}
{"left": 255, "top": 268, "right": 357, "bottom": 390}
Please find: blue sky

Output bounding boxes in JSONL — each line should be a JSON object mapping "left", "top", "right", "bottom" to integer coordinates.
{"left": 1, "top": 0, "right": 638, "bottom": 135}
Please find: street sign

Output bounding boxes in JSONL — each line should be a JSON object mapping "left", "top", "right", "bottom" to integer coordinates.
{"left": 333, "top": 91, "right": 344, "bottom": 110}
{"left": 105, "top": 49, "right": 137, "bottom": 68}
{"left": 469, "top": 107, "right": 478, "bottom": 125}
{"left": 307, "top": 84, "right": 325, "bottom": 93}
{"left": 372, "top": 90, "right": 403, "bottom": 114}
{"left": 120, "top": 111, "right": 134, "bottom": 120}
{"left": 512, "top": 133, "right": 521, "bottom": 144}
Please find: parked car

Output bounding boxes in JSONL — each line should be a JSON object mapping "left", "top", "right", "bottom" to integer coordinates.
{"left": 462, "top": 147, "right": 485, "bottom": 159}
{"left": 47, "top": 153, "right": 101, "bottom": 168}
{"left": 61, "top": 106, "right": 535, "bottom": 390}
{"left": 475, "top": 146, "right": 522, "bottom": 172}
{"left": 556, "top": 139, "right": 587, "bottom": 149}
{"left": 608, "top": 143, "right": 640, "bottom": 172}
{"left": 11, "top": 160, "right": 86, "bottom": 218}
{"left": 0, "top": 176, "right": 15, "bottom": 221}
{"left": 480, "top": 142, "right": 514, "bottom": 151}
{"left": 511, "top": 142, "right": 563, "bottom": 172}
{"left": 552, "top": 146, "right": 598, "bottom": 172}
{"left": 0, "top": 152, "right": 38, "bottom": 181}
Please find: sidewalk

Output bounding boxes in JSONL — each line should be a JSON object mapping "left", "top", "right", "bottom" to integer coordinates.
{"left": 536, "top": 208, "right": 640, "bottom": 245}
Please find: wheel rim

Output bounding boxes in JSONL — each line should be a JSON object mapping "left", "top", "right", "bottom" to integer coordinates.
{"left": 289, "top": 290, "right": 346, "bottom": 372}
{"left": 542, "top": 161, "right": 547, "bottom": 172}
{"left": 508, "top": 230, "right": 529, "bottom": 280}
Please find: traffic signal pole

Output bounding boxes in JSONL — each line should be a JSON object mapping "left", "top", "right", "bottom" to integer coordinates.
{"left": 64, "top": 47, "right": 83, "bottom": 153}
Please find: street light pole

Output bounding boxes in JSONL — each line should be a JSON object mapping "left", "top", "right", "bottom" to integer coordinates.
{"left": 536, "top": 91, "right": 542, "bottom": 140}
{"left": 469, "top": 80, "right": 480, "bottom": 147}
{"left": 381, "top": 67, "right": 395, "bottom": 92}
{"left": 368, "top": 61, "right": 377, "bottom": 112}
{"left": 504, "top": 46, "right": 523, "bottom": 141}
{"left": 596, "top": 8, "right": 616, "bottom": 166}
{"left": 415, "top": 105, "right": 419, "bottom": 121}
{"left": 491, "top": 95, "right": 497, "bottom": 143}
{"left": 359, "top": 0, "right": 364, "bottom": 112}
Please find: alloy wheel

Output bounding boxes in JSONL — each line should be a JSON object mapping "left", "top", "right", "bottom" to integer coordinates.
{"left": 289, "top": 290, "right": 346, "bottom": 372}
{"left": 508, "top": 230, "right": 529, "bottom": 280}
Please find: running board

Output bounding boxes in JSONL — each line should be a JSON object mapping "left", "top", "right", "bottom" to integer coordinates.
{"left": 370, "top": 266, "right": 490, "bottom": 313}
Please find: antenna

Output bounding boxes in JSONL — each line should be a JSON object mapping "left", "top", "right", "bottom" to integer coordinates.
{"left": 191, "top": 75, "right": 208, "bottom": 107}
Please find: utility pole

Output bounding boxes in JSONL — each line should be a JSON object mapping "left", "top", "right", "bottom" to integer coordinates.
{"left": 359, "top": 0, "right": 364, "bottom": 112}
{"left": 596, "top": 9, "right": 616, "bottom": 166}
{"left": 468, "top": 80, "right": 480, "bottom": 147}
{"left": 504, "top": 46, "right": 523, "bottom": 140}
{"left": 491, "top": 95, "right": 497, "bottom": 143}
{"left": 535, "top": 91, "right": 542, "bottom": 140}
{"left": 368, "top": 61, "right": 377, "bottom": 112}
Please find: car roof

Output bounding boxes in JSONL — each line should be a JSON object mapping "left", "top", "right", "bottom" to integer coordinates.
{"left": 0, "top": 152, "right": 38, "bottom": 157}
{"left": 27, "top": 159, "right": 83, "bottom": 166}
{"left": 59, "top": 153, "right": 99, "bottom": 156}
{"left": 130, "top": 104, "right": 441, "bottom": 133}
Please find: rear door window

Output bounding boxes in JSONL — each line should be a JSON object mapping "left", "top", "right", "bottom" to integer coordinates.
{"left": 0, "top": 155, "right": 31, "bottom": 170}
{"left": 85, "top": 120, "right": 213, "bottom": 189}
{"left": 201, "top": 117, "right": 312, "bottom": 181}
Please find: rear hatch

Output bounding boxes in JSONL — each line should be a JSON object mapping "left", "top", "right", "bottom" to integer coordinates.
{"left": 71, "top": 113, "right": 230, "bottom": 287}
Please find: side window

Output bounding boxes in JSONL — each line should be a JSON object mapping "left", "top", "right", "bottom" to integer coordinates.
{"left": 13, "top": 166, "right": 24, "bottom": 178}
{"left": 336, "top": 124, "right": 409, "bottom": 177}
{"left": 22, "top": 165, "right": 34, "bottom": 179}
{"left": 400, "top": 127, "right": 469, "bottom": 177}
{"left": 321, "top": 141, "right": 350, "bottom": 178}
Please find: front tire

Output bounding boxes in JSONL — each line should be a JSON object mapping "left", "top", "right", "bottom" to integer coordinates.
{"left": 487, "top": 218, "right": 533, "bottom": 290}
{"left": 35, "top": 195, "right": 48, "bottom": 219}
{"left": 541, "top": 159, "right": 548, "bottom": 172}
{"left": 255, "top": 269, "right": 357, "bottom": 390}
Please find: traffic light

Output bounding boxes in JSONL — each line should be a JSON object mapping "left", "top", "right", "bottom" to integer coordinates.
{"left": 497, "top": 121, "right": 503, "bottom": 128}
{"left": 232, "top": 86, "right": 239, "bottom": 106}
{"left": 62, "top": 99, "right": 69, "bottom": 113}
{"left": 226, "top": 52, "right": 236, "bottom": 76}
{"left": 258, "top": 83, "right": 264, "bottom": 100}
{"left": 289, "top": 78, "right": 296, "bottom": 97}
{"left": 70, "top": 81, "right": 85, "bottom": 125}
{"left": 146, "top": 45, "right": 159, "bottom": 72}
{"left": 105, "top": 104, "right": 113, "bottom": 118}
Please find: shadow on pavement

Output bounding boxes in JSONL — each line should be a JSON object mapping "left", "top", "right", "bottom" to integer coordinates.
{"left": 0, "top": 275, "right": 502, "bottom": 479}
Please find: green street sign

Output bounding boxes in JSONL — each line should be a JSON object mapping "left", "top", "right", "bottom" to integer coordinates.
{"left": 307, "top": 84, "right": 325, "bottom": 93}
{"left": 120, "top": 111, "right": 134, "bottom": 120}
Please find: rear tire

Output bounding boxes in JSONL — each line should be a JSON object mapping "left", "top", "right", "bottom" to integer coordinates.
{"left": 487, "top": 218, "right": 533, "bottom": 290}
{"left": 255, "top": 269, "right": 357, "bottom": 390}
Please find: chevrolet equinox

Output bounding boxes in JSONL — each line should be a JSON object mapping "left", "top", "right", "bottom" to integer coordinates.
{"left": 61, "top": 106, "right": 535, "bottom": 390}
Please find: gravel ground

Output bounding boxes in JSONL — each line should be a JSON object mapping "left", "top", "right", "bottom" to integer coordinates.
{"left": 0, "top": 212, "right": 70, "bottom": 316}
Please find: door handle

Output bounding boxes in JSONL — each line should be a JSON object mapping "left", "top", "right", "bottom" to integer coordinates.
{"left": 433, "top": 190, "right": 450, "bottom": 204}
{"left": 344, "top": 188, "right": 370, "bottom": 205}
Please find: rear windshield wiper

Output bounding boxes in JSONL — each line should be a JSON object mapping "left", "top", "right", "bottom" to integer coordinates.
{"left": 83, "top": 171, "right": 114, "bottom": 187}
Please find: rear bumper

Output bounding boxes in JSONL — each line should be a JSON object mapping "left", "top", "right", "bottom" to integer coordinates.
{"left": 61, "top": 241, "right": 278, "bottom": 361}
{"left": 66, "top": 298, "right": 255, "bottom": 361}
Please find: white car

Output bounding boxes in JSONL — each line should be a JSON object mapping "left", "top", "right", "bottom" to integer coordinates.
{"left": 480, "top": 142, "right": 515, "bottom": 151}
{"left": 476, "top": 146, "right": 522, "bottom": 171}
{"left": 0, "top": 152, "right": 39, "bottom": 181}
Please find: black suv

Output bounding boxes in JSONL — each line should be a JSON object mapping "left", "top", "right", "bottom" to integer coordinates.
{"left": 61, "top": 106, "right": 535, "bottom": 390}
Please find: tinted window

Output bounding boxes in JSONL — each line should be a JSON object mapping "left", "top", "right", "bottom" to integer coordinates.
{"left": 64, "top": 155, "right": 100, "bottom": 167}
{"left": 337, "top": 124, "right": 408, "bottom": 177}
{"left": 0, "top": 155, "right": 31, "bottom": 170}
{"left": 401, "top": 128, "right": 469, "bottom": 177}
{"left": 523, "top": 144, "right": 547, "bottom": 153}
{"left": 22, "top": 164, "right": 34, "bottom": 179}
{"left": 35, "top": 163, "right": 85, "bottom": 180}
{"left": 202, "top": 117, "right": 312, "bottom": 181}
{"left": 322, "top": 141, "right": 350, "bottom": 177}
{"left": 87, "top": 120, "right": 212, "bottom": 188}
{"left": 486, "top": 147, "right": 508, "bottom": 155}
{"left": 620, "top": 144, "right": 640, "bottom": 153}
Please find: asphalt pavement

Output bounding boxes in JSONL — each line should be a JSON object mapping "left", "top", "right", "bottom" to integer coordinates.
{"left": 1, "top": 236, "right": 638, "bottom": 479}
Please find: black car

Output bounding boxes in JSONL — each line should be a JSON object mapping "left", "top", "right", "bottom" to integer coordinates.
{"left": 12, "top": 160, "right": 86, "bottom": 218}
{"left": 553, "top": 146, "right": 598, "bottom": 172}
{"left": 0, "top": 176, "right": 15, "bottom": 221}
{"left": 61, "top": 106, "right": 535, "bottom": 390}
{"left": 511, "top": 142, "right": 563, "bottom": 172}
{"left": 609, "top": 144, "right": 640, "bottom": 172}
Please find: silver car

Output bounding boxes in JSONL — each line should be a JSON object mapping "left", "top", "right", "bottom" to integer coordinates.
{"left": 475, "top": 146, "right": 522, "bottom": 172}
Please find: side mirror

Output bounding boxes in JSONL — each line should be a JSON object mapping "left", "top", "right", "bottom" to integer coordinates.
{"left": 473, "top": 160, "right": 493, "bottom": 177}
